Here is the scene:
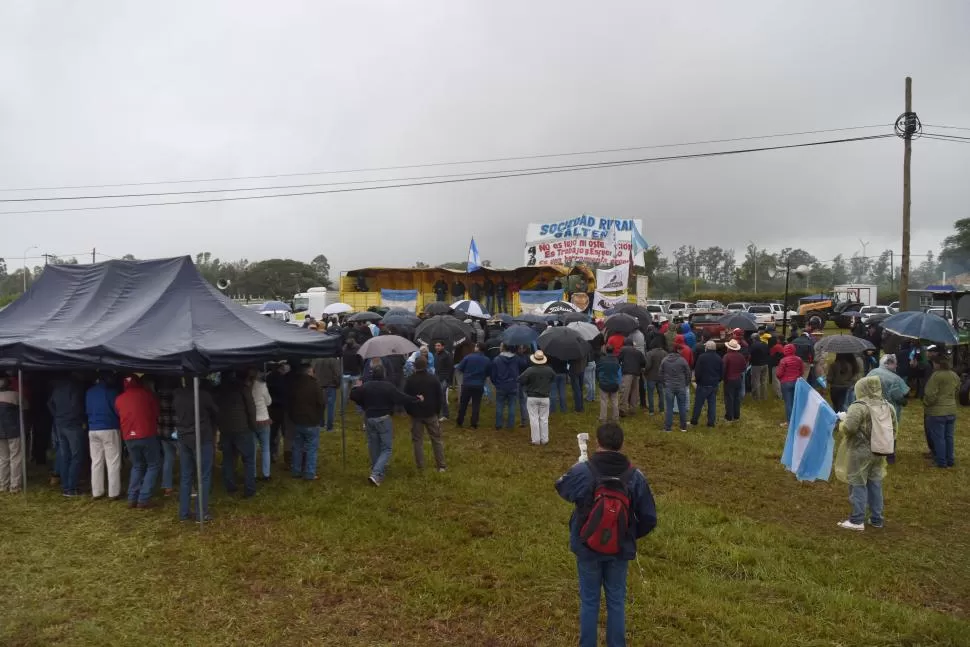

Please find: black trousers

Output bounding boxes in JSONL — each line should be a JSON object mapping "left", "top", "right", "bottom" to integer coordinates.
{"left": 457, "top": 385, "right": 484, "bottom": 428}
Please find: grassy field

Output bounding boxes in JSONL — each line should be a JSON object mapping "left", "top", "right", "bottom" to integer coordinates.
{"left": 2, "top": 389, "right": 969, "bottom": 647}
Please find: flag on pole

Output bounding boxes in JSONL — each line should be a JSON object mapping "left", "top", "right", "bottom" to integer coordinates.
{"left": 603, "top": 224, "right": 618, "bottom": 261}
{"left": 467, "top": 237, "right": 481, "bottom": 272}
{"left": 631, "top": 224, "right": 649, "bottom": 257}
{"left": 780, "top": 378, "right": 837, "bottom": 481}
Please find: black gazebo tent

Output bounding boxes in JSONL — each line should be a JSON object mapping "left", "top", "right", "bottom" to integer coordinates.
{"left": 0, "top": 257, "right": 341, "bottom": 524}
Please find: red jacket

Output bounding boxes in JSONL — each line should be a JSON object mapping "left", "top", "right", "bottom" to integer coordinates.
{"left": 606, "top": 333, "right": 626, "bottom": 356}
{"left": 674, "top": 335, "right": 694, "bottom": 367}
{"left": 775, "top": 345, "right": 804, "bottom": 383}
{"left": 115, "top": 380, "right": 160, "bottom": 441}
{"left": 722, "top": 350, "right": 748, "bottom": 381}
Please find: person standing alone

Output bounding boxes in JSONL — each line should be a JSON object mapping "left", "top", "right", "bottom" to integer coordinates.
{"left": 555, "top": 423, "right": 657, "bottom": 647}
{"left": 518, "top": 351, "right": 556, "bottom": 445}
{"left": 455, "top": 343, "right": 491, "bottom": 429}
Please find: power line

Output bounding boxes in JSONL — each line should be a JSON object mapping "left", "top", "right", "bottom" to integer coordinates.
{"left": 923, "top": 123, "right": 970, "bottom": 132}
{"left": 922, "top": 134, "right": 970, "bottom": 145}
{"left": 0, "top": 134, "right": 895, "bottom": 216}
{"left": 0, "top": 123, "right": 891, "bottom": 194}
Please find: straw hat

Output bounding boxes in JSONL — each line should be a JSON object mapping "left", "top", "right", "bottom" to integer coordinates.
{"left": 725, "top": 339, "right": 741, "bottom": 351}
{"left": 531, "top": 350, "right": 548, "bottom": 364}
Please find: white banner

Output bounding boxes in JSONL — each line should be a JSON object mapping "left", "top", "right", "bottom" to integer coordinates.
{"left": 524, "top": 216, "right": 644, "bottom": 267}
{"left": 595, "top": 263, "right": 629, "bottom": 292}
{"left": 592, "top": 291, "right": 628, "bottom": 312}
{"left": 380, "top": 289, "right": 418, "bottom": 312}
{"left": 636, "top": 275, "right": 649, "bottom": 305}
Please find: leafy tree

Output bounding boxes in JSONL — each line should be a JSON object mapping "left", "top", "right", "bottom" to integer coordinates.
{"left": 310, "top": 254, "right": 332, "bottom": 287}
{"left": 778, "top": 248, "right": 817, "bottom": 269}
{"left": 413, "top": 261, "right": 430, "bottom": 269}
{"left": 870, "top": 250, "right": 892, "bottom": 287}
{"left": 241, "top": 259, "right": 321, "bottom": 299}
{"left": 940, "top": 218, "right": 970, "bottom": 275}
{"left": 0, "top": 258, "right": 6, "bottom": 278}
{"left": 912, "top": 251, "right": 941, "bottom": 287}
{"left": 121, "top": 254, "right": 137, "bottom": 261}
{"left": 831, "top": 255, "right": 849, "bottom": 284}
{"left": 849, "top": 253, "right": 871, "bottom": 282}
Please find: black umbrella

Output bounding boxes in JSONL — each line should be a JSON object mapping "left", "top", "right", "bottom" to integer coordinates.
{"left": 814, "top": 334, "right": 874, "bottom": 354}
{"left": 514, "top": 313, "right": 547, "bottom": 325}
{"left": 383, "top": 313, "right": 421, "bottom": 327}
{"left": 538, "top": 327, "right": 591, "bottom": 361}
{"left": 543, "top": 300, "right": 579, "bottom": 314}
{"left": 612, "top": 303, "right": 652, "bottom": 324}
{"left": 423, "top": 301, "right": 452, "bottom": 316}
{"left": 348, "top": 311, "right": 382, "bottom": 323}
{"left": 502, "top": 324, "right": 539, "bottom": 347}
{"left": 560, "top": 311, "right": 590, "bottom": 324}
{"left": 604, "top": 313, "right": 639, "bottom": 335}
{"left": 414, "top": 315, "right": 473, "bottom": 348}
{"left": 719, "top": 313, "right": 758, "bottom": 332}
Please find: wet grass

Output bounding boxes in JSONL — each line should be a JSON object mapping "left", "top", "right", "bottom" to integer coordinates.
{"left": 2, "top": 392, "right": 968, "bottom": 646}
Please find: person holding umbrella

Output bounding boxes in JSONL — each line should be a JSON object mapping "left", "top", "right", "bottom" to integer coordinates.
{"left": 433, "top": 341, "right": 454, "bottom": 421}
{"left": 404, "top": 356, "right": 446, "bottom": 472}
{"left": 518, "top": 351, "right": 556, "bottom": 445}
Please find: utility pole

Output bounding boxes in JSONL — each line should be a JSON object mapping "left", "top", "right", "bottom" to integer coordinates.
{"left": 899, "top": 77, "right": 914, "bottom": 310}
{"left": 92, "top": 248, "right": 96, "bottom": 264}
{"left": 889, "top": 250, "right": 894, "bottom": 295}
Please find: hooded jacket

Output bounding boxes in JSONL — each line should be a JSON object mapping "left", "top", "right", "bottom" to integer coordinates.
{"left": 115, "top": 378, "right": 160, "bottom": 441}
{"left": 674, "top": 335, "right": 694, "bottom": 367}
{"left": 48, "top": 377, "right": 86, "bottom": 429}
{"left": 680, "top": 323, "right": 697, "bottom": 352}
{"left": 490, "top": 352, "right": 521, "bottom": 394}
{"left": 776, "top": 345, "right": 804, "bottom": 383}
{"left": 660, "top": 351, "right": 691, "bottom": 391}
{"left": 643, "top": 346, "right": 667, "bottom": 382}
{"left": 555, "top": 450, "right": 657, "bottom": 561}
{"left": 606, "top": 333, "right": 626, "bottom": 356}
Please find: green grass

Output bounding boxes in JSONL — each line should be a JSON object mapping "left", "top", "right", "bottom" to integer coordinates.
{"left": 2, "top": 393, "right": 969, "bottom": 646}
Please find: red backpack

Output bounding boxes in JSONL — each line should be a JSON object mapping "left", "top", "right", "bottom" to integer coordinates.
{"left": 579, "top": 463, "right": 636, "bottom": 555}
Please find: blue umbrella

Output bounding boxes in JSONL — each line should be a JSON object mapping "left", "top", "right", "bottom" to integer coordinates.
{"left": 514, "top": 313, "right": 547, "bottom": 325}
{"left": 259, "top": 300, "right": 292, "bottom": 312}
{"left": 881, "top": 311, "right": 958, "bottom": 345}
{"left": 502, "top": 324, "right": 538, "bottom": 347}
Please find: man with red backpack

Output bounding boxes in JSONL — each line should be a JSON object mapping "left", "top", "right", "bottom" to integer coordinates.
{"left": 555, "top": 423, "right": 657, "bottom": 647}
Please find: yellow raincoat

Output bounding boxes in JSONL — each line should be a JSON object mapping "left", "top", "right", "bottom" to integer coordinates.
{"left": 834, "top": 375, "right": 898, "bottom": 485}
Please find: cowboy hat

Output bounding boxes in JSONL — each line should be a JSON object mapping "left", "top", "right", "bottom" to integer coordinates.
{"left": 725, "top": 339, "right": 741, "bottom": 351}
{"left": 530, "top": 350, "right": 548, "bottom": 364}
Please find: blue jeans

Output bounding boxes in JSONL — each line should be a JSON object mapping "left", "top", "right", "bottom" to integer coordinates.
{"left": 664, "top": 388, "right": 688, "bottom": 430}
{"left": 570, "top": 374, "right": 585, "bottom": 412}
{"left": 584, "top": 362, "right": 597, "bottom": 401}
{"left": 159, "top": 438, "right": 177, "bottom": 490}
{"left": 781, "top": 381, "right": 796, "bottom": 422}
{"left": 125, "top": 437, "right": 160, "bottom": 505}
{"left": 645, "top": 380, "right": 664, "bottom": 413}
{"left": 495, "top": 389, "right": 517, "bottom": 429}
{"left": 291, "top": 425, "right": 320, "bottom": 479}
{"left": 178, "top": 438, "right": 213, "bottom": 520}
{"left": 365, "top": 416, "right": 393, "bottom": 481}
{"left": 254, "top": 424, "right": 272, "bottom": 478}
{"left": 550, "top": 374, "right": 568, "bottom": 413}
{"left": 724, "top": 379, "right": 743, "bottom": 421}
{"left": 322, "top": 387, "right": 337, "bottom": 431}
{"left": 849, "top": 480, "right": 884, "bottom": 525}
{"left": 221, "top": 433, "right": 257, "bottom": 496}
{"left": 341, "top": 374, "right": 360, "bottom": 408}
{"left": 691, "top": 384, "right": 718, "bottom": 426}
{"left": 577, "top": 557, "right": 629, "bottom": 647}
{"left": 57, "top": 424, "right": 86, "bottom": 494}
{"left": 926, "top": 414, "right": 956, "bottom": 467}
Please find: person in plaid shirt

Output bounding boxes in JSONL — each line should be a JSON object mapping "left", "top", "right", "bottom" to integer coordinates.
{"left": 155, "top": 377, "right": 179, "bottom": 496}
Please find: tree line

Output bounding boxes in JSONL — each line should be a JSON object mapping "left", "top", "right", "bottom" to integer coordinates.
{"left": 0, "top": 252, "right": 332, "bottom": 306}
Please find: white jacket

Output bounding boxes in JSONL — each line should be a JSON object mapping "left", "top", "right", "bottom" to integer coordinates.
{"left": 251, "top": 381, "right": 272, "bottom": 422}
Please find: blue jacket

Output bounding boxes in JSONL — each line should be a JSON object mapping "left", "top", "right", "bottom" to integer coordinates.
{"left": 48, "top": 379, "right": 87, "bottom": 429}
{"left": 456, "top": 352, "right": 491, "bottom": 387}
{"left": 489, "top": 353, "right": 520, "bottom": 393}
{"left": 680, "top": 323, "right": 697, "bottom": 352}
{"left": 555, "top": 451, "right": 657, "bottom": 561}
{"left": 85, "top": 382, "right": 121, "bottom": 431}
{"left": 693, "top": 350, "right": 723, "bottom": 387}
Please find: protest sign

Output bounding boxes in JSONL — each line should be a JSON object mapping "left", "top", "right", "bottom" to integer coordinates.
{"left": 523, "top": 216, "right": 644, "bottom": 266}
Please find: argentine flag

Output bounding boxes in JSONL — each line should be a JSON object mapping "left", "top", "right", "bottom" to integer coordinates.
{"left": 631, "top": 224, "right": 649, "bottom": 256}
{"left": 467, "top": 237, "right": 481, "bottom": 273}
{"left": 781, "top": 378, "right": 837, "bottom": 481}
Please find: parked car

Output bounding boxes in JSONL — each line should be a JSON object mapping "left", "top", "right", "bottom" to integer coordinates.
{"left": 667, "top": 301, "right": 692, "bottom": 317}
{"left": 926, "top": 307, "right": 953, "bottom": 322}
{"left": 726, "top": 302, "right": 750, "bottom": 313}
{"left": 859, "top": 305, "right": 892, "bottom": 323}
{"left": 888, "top": 301, "right": 900, "bottom": 314}
{"left": 645, "top": 304, "right": 669, "bottom": 324}
{"left": 746, "top": 304, "right": 775, "bottom": 326}
{"left": 688, "top": 310, "right": 727, "bottom": 340}
{"left": 768, "top": 302, "right": 798, "bottom": 322}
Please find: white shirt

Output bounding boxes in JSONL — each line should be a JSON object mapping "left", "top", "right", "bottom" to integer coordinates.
{"left": 251, "top": 381, "right": 272, "bottom": 422}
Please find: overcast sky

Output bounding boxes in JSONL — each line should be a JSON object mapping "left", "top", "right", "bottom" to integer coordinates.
{"left": 2, "top": 1, "right": 969, "bottom": 278}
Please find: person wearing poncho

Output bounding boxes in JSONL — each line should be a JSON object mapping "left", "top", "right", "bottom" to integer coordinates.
{"left": 834, "top": 375, "right": 897, "bottom": 531}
